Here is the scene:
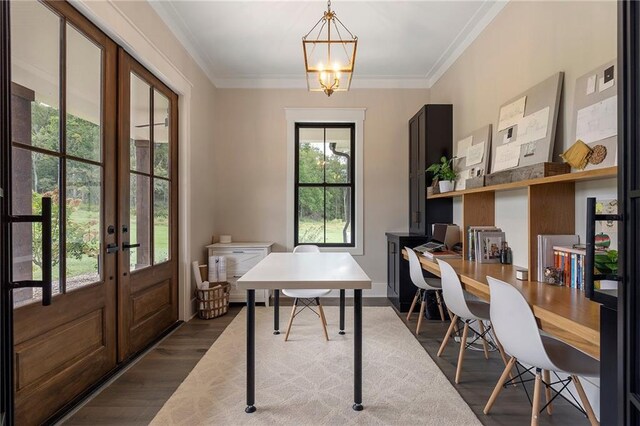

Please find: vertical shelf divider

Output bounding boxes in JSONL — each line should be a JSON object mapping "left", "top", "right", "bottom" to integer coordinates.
{"left": 462, "top": 192, "right": 496, "bottom": 256}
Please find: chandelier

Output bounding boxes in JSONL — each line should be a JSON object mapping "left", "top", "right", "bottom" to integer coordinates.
{"left": 302, "top": 0, "right": 358, "bottom": 96}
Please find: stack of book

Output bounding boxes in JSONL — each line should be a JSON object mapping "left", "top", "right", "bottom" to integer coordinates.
{"left": 421, "top": 249, "right": 461, "bottom": 260}
{"left": 552, "top": 245, "right": 605, "bottom": 289}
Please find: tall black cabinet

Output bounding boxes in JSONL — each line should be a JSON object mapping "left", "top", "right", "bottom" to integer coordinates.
{"left": 409, "top": 105, "right": 453, "bottom": 235}
{"left": 388, "top": 105, "right": 453, "bottom": 312}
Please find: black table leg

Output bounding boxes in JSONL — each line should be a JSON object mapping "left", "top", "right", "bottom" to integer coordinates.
{"left": 246, "top": 289, "right": 256, "bottom": 413}
{"left": 273, "top": 289, "right": 280, "bottom": 335}
{"left": 339, "top": 289, "right": 346, "bottom": 335}
{"left": 353, "top": 289, "right": 363, "bottom": 411}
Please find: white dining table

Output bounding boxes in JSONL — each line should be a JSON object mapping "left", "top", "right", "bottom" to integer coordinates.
{"left": 237, "top": 252, "right": 372, "bottom": 413}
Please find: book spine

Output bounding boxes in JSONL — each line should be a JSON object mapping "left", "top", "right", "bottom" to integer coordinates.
{"left": 564, "top": 252, "right": 570, "bottom": 286}
{"left": 572, "top": 254, "right": 577, "bottom": 289}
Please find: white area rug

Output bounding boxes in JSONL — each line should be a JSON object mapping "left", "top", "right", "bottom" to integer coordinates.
{"left": 151, "top": 307, "right": 481, "bottom": 425}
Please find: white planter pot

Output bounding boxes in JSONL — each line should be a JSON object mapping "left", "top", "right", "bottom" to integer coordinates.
{"left": 597, "top": 279, "right": 618, "bottom": 290}
{"left": 438, "top": 180, "right": 455, "bottom": 193}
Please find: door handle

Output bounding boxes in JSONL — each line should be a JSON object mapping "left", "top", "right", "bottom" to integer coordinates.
{"left": 122, "top": 242, "right": 141, "bottom": 250}
{"left": 106, "top": 243, "right": 119, "bottom": 254}
{"left": 10, "top": 196, "right": 53, "bottom": 306}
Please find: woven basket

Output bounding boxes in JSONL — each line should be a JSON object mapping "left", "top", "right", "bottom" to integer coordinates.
{"left": 195, "top": 282, "right": 230, "bottom": 320}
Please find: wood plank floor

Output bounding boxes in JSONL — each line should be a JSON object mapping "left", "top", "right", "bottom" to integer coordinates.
{"left": 64, "top": 298, "right": 589, "bottom": 425}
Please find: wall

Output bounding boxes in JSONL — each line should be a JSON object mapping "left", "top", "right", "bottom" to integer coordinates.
{"left": 430, "top": 0, "right": 617, "bottom": 267}
{"left": 212, "top": 89, "right": 430, "bottom": 294}
{"left": 75, "top": 0, "right": 218, "bottom": 317}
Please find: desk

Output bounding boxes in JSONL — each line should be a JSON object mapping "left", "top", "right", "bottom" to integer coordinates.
{"left": 238, "top": 253, "right": 372, "bottom": 413}
{"left": 402, "top": 250, "right": 601, "bottom": 359}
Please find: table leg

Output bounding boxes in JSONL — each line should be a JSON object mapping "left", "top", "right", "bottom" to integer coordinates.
{"left": 353, "top": 289, "right": 363, "bottom": 411}
{"left": 273, "top": 289, "right": 280, "bottom": 335}
{"left": 246, "top": 290, "right": 256, "bottom": 413}
{"left": 339, "top": 289, "right": 346, "bottom": 335}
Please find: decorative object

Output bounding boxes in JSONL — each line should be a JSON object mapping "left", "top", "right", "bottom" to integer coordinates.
{"left": 195, "top": 281, "right": 230, "bottom": 319}
{"left": 589, "top": 144, "right": 607, "bottom": 164}
{"left": 485, "top": 162, "right": 569, "bottom": 186}
{"left": 544, "top": 266, "right": 563, "bottom": 285}
{"left": 219, "top": 235, "right": 232, "bottom": 243}
{"left": 561, "top": 139, "right": 592, "bottom": 169}
{"left": 516, "top": 269, "right": 528, "bottom": 281}
{"left": 426, "top": 156, "right": 457, "bottom": 193}
{"left": 491, "top": 72, "right": 564, "bottom": 173}
{"left": 302, "top": 0, "right": 357, "bottom": 96}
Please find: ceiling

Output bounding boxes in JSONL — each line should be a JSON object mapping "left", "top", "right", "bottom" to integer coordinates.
{"left": 150, "top": 0, "right": 508, "bottom": 89}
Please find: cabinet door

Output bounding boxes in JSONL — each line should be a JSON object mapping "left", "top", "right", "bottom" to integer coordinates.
{"left": 409, "top": 117, "right": 420, "bottom": 233}
{"left": 387, "top": 241, "right": 396, "bottom": 294}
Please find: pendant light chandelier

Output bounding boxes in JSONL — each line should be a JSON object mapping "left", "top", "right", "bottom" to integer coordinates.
{"left": 302, "top": 0, "right": 358, "bottom": 96}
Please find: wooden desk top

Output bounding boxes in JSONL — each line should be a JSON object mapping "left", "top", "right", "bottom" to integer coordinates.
{"left": 402, "top": 250, "right": 601, "bottom": 360}
{"left": 237, "top": 253, "right": 372, "bottom": 290}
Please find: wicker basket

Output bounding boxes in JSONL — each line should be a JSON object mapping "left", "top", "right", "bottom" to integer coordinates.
{"left": 195, "top": 282, "right": 230, "bottom": 319}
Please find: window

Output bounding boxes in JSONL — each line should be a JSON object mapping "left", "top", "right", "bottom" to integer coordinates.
{"left": 295, "top": 123, "right": 355, "bottom": 247}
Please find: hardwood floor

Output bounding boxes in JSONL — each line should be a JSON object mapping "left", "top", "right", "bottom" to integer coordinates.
{"left": 63, "top": 298, "right": 588, "bottom": 425}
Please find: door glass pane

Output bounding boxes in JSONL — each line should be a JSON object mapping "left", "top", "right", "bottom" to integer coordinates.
{"left": 154, "top": 179, "right": 170, "bottom": 264}
{"left": 153, "top": 89, "right": 169, "bottom": 178}
{"left": 325, "top": 127, "right": 351, "bottom": 184}
{"left": 11, "top": 147, "right": 61, "bottom": 307}
{"left": 66, "top": 160, "right": 101, "bottom": 290}
{"left": 298, "top": 187, "right": 324, "bottom": 244}
{"left": 298, "top": 127, "right": 324, "bottom": 183}
{"left": 130, "top": 73, "right": 150, "bottom": 173}
{"left": 66, "top": 24, "right": 102, "bottom": 162}
{"left": 130, "top": 173, "right": 151, "bottom": 270}
{"left": 325, "top": 187, "right": 352, "bottom": 244}
{"left": 10, "top": 0, "right": 60, "bottom": 153}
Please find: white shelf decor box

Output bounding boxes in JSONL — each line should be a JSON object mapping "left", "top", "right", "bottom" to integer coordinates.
{"left": 206, "top": 242, "right": 274, "bottom": 306}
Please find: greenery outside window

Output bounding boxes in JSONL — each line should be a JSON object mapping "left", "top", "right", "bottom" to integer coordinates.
{"left": 295, "top": 123, "right": 355, "bottom": 247}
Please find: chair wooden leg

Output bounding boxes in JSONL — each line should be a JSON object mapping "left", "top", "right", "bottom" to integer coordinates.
{"left": 449, "top": 309, "right": 460, "bottom": 334}
{"left": 455, "top": 321, "right": 469, "bottom": 384}
{"left": 531, "top": 369, "right": 542, "bottom": 426}
{"left": 437, "top": 314, "right": 458, "bottom": 357}
{"left": 572, "top": 375, "right": 599, "bottom": 426}
{"left": 484, "top": 357, "right": 516, "bottom": 414}
{"left": 416, "top": 299, "right": 426, "bottom": 335}
{"left": 317, "top": 300, "right": 329, "bottom": 341}
{"left": 435, "top": 291, "right": 446, "bottom": 322}
{"left": 490, "top": 322, "right": 515, "bottom": 385}
{"left": 284, "top": 299, "right": 297, "bottom": 342}
{"left": 478, "top": 320, "right": 489, "bottom": 359}
{"left": 406, "top": 289, "right": 420, "bottom": 321}
{"left": 543, "top": 370, "right": 553, "bottom": 415}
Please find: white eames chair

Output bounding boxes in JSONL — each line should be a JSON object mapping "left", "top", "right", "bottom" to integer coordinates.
{"left": 405, "top": 247, "right": 447, "bottom": 334}
{"left": 436, "top": 259, "right": 510, "bottom": 384}
{"left": 282, "top": 245, "right": 330, "bottom": 341}
{"left": 484, "top": 276, "right": 599, "bottom": 426}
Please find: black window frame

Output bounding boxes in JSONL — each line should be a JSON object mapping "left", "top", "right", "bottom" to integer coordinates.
{"left": 294, "top": 122, "right": 356, "bottom": 248}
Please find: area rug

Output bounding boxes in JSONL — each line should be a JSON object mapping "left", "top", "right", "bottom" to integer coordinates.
{"left": 151, "top": 306, "right": 481, "bottom": 425}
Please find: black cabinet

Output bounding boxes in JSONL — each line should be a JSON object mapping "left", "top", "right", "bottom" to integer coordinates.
{"left": 386, "top": 233, "right": 430, "bottom": 312}
{"left": 408, "top": 105, "right": 453, "bottom": 235}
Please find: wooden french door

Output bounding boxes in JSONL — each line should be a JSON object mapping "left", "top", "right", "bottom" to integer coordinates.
{"left": 117, "top": 50, "right": 178, "bottom": 361}
{"left": 8, "top": 1, "right": 117, "bottom": 423}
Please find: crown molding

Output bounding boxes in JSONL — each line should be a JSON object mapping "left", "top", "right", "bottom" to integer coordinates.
{"left": 213, "top": 76, "right": 429, "bottom": 90}
{"left": 426, "top": 0, "right": 509, "bottom": 88}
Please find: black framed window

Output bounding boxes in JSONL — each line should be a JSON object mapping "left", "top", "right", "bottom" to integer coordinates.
{"left": 294, "top": 123, "right": 355, "bottom": 247}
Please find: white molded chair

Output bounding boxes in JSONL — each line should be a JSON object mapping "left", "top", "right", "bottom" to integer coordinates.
{"left": 405, "top": 247, "right": 446, "bottom": 335}
{"left": 484, "top": 276, "right": 599, "bottom": 426}
{"left": 282, "top": 245, "right": 330, "bottom": 341}
{"left": 436, "top": 259, "right": 510, "bottom": 384}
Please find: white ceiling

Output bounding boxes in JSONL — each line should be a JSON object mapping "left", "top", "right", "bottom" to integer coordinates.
{"left": 150, "top": 0, "right": 508, "bottom": 89}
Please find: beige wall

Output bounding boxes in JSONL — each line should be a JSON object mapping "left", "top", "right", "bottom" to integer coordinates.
{"left": 212, "top": 89, "right": 429, "bottom": 290}
{"left": 430, "top": 0, "right": 617, "bottom": 267}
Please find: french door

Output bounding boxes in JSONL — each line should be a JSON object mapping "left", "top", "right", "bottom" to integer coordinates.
{"left": 8, "top": 1, "right": 118, "bottom": 423}
{"left": 620, "top": 1, "right": 640, "bottom": 423}
{"left": 117, "top": 51, "right": 178, "bottom": 361}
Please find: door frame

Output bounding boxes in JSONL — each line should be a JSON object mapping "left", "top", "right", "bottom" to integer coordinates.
{"left": 0, "top": 0, "right": 14, "bottom": 423}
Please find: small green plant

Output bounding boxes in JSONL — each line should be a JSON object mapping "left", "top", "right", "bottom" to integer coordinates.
{"left": 426, "top": 156, "right": 457, "bottom": 183}
{"left": 594, "top": 250, "right": 618, "bottom": 275}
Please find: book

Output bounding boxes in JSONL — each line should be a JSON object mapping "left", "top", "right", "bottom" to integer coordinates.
{"left": 476, "top": 231, "right": 505, "bottom": 264}
{"left": 467, "top": 226, "right": 500, "bottom": 260}
{"left": 537, "top": 234, "right": 579, "bottom": 282}
{"left": 421, "top": 249, "right": 461, "bottom": 260}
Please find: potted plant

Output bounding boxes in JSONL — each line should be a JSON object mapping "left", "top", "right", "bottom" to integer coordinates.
{"left": 426, "top": 156, "right": 457, "bottom": 193}
{"left": 594, "top": 249, "right": 618, "bottom": 290}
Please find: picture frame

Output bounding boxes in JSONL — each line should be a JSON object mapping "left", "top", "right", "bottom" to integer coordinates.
{"left": 475, "top": 231, "right": 505, "bottom": 263}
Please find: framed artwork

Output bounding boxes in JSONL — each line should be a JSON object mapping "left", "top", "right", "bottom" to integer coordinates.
{"left": 475, "top": 231, "right": 505, "bottom": 264}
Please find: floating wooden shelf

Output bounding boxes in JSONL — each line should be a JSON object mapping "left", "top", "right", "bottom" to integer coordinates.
{"left": 427, "top": 166, "right": 617, "bottom": 199}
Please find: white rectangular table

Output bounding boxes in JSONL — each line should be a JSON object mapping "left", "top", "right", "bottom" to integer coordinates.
{"left": 237, "top": 253, "right": 372, "bottom": 413}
